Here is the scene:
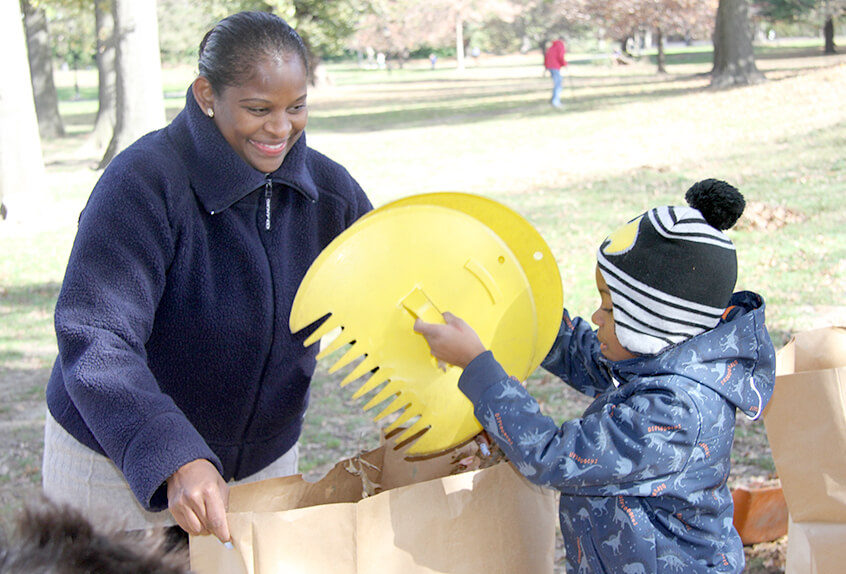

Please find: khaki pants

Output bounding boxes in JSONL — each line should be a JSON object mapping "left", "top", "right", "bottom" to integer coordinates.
{"left": 42, "top": 412, "right": 298, "bottom": 531}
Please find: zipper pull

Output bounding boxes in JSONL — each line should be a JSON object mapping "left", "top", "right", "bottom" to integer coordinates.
{"left": 264, "top": 176, "right": 272, "bottom": 231}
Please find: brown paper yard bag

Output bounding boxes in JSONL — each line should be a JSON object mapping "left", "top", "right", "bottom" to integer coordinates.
{"left": 763, "top": 326, "right": 846, "bottom": 574}
{"left": 189, "top": 443, "right": 557, "bottom": 574}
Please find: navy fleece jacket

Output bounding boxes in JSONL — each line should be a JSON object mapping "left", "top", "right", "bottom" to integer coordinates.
{"left": 46, "top": 89, "right": 372, "bottom": 511}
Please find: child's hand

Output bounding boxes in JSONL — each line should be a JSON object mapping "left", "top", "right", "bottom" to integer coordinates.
{"left": 413, "top": 312, "right": 487, "bottom": 369}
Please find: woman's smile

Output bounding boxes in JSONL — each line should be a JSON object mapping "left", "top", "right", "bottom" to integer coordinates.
{"left": 250, "top": 139, "right": 288, "bottom": 157}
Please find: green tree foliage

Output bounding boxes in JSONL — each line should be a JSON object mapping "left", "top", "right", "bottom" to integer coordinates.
{"left": 155, "top": 0, "right": 363, "bottom": 68}
{"left": 208, "top": 0, "right": 363, "bottom": 58}
{"left": 481, "top": 0, "right": 590, "bottom": 54}
{"left": 37, "top": 0, "right": 96, "bottom": 69}
{"left": 157, "top": 0, "right": 220, "bottom": 62}
{"left": 756, "top": 0, "right": 818, "bottom": 21}
{"left": 756, "top": 0, "right": 844, "bottom": 53}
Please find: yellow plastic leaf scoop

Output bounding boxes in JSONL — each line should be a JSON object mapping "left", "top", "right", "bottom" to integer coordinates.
{"left": 289, "top": 193, "right": 562, "bottom": 455}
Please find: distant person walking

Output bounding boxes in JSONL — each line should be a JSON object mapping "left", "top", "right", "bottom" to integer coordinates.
{"left": 544, "top": 38, "right": 568, "bottom": 108}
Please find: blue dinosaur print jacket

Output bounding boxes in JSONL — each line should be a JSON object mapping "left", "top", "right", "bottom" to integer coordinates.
{"left": 458, "top": 291, "right": 776, "bottom": 573}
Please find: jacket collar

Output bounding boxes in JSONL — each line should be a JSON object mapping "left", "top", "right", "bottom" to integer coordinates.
{"left": 167, "top": 88, "right": 318, "bottom": 214}
{"left": 608, "top": 291, "right": 775, "bottom": 419}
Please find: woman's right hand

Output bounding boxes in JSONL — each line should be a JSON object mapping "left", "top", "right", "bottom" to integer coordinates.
{"left": 166, "top": 458, "right": 231, "bottom": 544}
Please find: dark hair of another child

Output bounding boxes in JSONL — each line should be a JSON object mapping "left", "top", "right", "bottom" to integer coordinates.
{"left": 198, "top": 11, "right": 309, "bottom": 94}
{"left": 0, "top": 499, "right": 189, "bottom": 573}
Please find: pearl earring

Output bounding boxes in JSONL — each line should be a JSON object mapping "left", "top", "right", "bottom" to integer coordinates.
{"left": 207, "top": 108, "right": 214, "bottom": 118}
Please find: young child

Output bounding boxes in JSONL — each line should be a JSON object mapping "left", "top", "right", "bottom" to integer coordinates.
{"left": 414, "top": 179, "right": 776, "bottom": 573}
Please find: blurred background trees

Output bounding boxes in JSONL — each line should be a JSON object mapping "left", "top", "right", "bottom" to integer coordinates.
{"left": 24, "top": 0, "right": 843, "bottom": 77}
{"left": 756, "top": 0, "right": 844, "bottom": 53}
{"left": 6, "top": 0, "right": 843, "bottom": 179}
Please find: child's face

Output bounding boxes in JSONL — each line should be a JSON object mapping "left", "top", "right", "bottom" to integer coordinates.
{"left": 591, "top": 266, "right": 637, "bottom": 362}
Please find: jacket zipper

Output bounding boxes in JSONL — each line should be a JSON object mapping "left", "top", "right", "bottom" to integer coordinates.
{"left": 264, "top": 175, "right": 272, "bottom": 231}
{"left": 235, "top": 176, "right": 276, "bottom": 476}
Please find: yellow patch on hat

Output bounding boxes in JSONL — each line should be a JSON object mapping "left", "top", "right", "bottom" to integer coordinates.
{"left": 602, "top": 215, "right": 642, "bottom": 255}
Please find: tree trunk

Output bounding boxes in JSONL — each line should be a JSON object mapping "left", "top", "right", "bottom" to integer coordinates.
{"left": 711, "top": 0, "right": 764, "bottom": 88}
{"left": 823, "top": 16, "right": 836, "bottom": 54}
{"left": 91, "top": 0, "right": 117, "bottom": 151}
{"left": 656, "top": 27, "right": 666, "bottom": 74}
{"left": 1, "top": 0, "right": 46, "bottom": 222}
{"left": 300, "top": 34, "right": 325, "bottom": 88}
{"left": 455, "top": 12, "right": 465, "bottom": 72}
{"left": 100, "top": 0, "right": 166, "bottom": 168}
{"left": 21, "top": 0, "right": 64, "bottom": 139}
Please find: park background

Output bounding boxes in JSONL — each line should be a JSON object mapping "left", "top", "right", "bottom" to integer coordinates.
{"left": 2, "top": 1, "right": 846, "bottom": 572}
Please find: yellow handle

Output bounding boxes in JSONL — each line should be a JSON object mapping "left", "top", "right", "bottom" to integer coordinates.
{"left": 402, "top": 288, "right": 449, "bottom": 372}
{"left": 401, "top": 287, "right": 445, "bottom": 324}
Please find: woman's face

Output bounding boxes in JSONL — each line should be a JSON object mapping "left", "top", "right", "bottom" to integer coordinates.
{"left": 591, "top": 266, "right": 637, "bottom": 362}
{"left": 194, "top": 55, "right": 308, "bottom": 174}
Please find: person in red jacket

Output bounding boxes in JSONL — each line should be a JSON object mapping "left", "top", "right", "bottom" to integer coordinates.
{"left": 544, "top": 38, "right": 568, "bottom": 108}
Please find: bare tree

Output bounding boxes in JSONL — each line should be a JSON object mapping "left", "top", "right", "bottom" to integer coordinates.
{"left": 711, "top": 0, "right": 764, "bottom": 87}
{"left": 0, "top": 2, "right": 44, "bottom": 223}
{"left": 1, "top": 0, "right": 47, "bottom": 222}
{"left": 100, "top": 0, "right": 165, "bottom": 168}
{"left": 823, "top": 13, "right": 835, "bottom": 52}
{"left": 756, "top": 0, "right": 843, "bottom": 54}
{"left": 508, "top": 0, "right": 588, "bottom": 56}
{"left": 90, "top": 0, "right": 117, "bottom": 151}
{"left": 652, "top": 0, "right": 717, "bottom": 73}
{"left": 355, "top": 0, "right": 455, "bottom": 67}
{"left": 21, "top": 0, "right": 65, "bottom": 139}
{"left": 455, "top": 3, "right": 467, "bottom": 71}
{"left": 586, "top": 0, "right": 716, "bottom": 73}
{"left": 819, "top": 0, "right": 844, "bottom": 54}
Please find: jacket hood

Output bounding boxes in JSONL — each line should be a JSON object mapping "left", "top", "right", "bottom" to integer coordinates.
{"left": 166, "top": 88, "right": 318, "bottom": 214}
{"left": 613, "top": 291, "right": 776, "bottom": 420}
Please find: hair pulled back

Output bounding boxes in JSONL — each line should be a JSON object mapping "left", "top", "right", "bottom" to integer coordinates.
{"left": 198, "top": 11, "right": 308, "bottom": 93}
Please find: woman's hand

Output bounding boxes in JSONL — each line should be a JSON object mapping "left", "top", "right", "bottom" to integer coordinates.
{"left": 413, "top": 312, "right": 487, "bottom": 369}
{"left": 166, "top": 459, "right": 231, "bottom": 544}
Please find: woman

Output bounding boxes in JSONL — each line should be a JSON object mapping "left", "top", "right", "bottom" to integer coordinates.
{"left": 42, "top": 12, "right": 372, "bottom": 544}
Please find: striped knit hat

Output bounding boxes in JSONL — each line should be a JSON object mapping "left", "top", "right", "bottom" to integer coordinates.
{"left": 597, "top": 179, "right": 745, "bottom": 355}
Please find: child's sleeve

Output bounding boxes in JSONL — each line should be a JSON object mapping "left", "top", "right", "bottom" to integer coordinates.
{"left": 459, "top": 354, "right": 698, "bottom": 496}
{"left": 540, "top": 310, "right": 615, "bottom": 398}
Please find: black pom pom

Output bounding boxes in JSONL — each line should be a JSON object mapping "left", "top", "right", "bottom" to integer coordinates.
{"left": 685, "top": 179, "right": 745, "bottom": 230}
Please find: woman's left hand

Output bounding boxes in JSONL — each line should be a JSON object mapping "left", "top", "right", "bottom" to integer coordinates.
{"left": 166, "top": 458, "right": 231, "bottom": 544}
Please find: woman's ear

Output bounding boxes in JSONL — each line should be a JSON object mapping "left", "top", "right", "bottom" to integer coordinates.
{"left": 191, "top": 77, "right": 215, "bottom": 116}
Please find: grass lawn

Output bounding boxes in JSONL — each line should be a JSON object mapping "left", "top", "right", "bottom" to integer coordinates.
{"left": 2, "top": 41, "right": 844, "bottom": 571}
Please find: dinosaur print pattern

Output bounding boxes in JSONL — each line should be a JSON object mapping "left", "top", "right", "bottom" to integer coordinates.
{"left": 457, "top": 291, "right": 776, "bottom": 573}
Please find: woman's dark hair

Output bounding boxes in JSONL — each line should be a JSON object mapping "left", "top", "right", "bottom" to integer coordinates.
{"left": 198, "top": 11, "right": 308, "bottom": 93}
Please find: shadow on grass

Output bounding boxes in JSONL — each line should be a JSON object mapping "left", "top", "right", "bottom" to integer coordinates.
{"left": 755, "top": 46, "right": 835, "bottom": 59}
{"left": 54, "top": 47, "right": 839, "bottom": 143}
{"left": 52, "top": 62, "right": 712, "bottom": 137}
{"left": 640, "top": 44, "right": 831, "bottom": 67}
{"left": 0, "top": 283, "right": 62, "bottom": 303}
{"left": 0, "top": 282, "right": 61, "bottom": 365}
{"left": 307, "top": 75, "right": 709, "bottom": 133}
